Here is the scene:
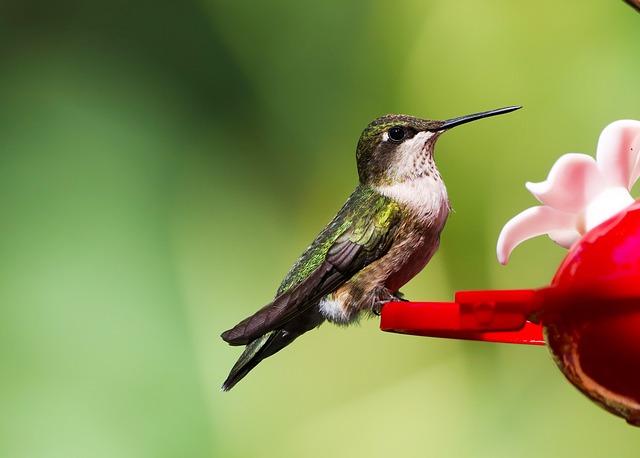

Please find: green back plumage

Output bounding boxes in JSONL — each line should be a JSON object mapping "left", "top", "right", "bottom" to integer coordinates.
{"left": 277, "top": 184, "right": 402, "bottom": 296}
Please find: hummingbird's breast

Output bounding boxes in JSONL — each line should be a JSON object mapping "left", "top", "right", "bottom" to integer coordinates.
{"left": 370, "top": 206, "right": 447, "bottom": 293}
{"left": 321, "top": 177, "right": 450, "bottom": 324}
{"left": 382, "top": 221, "right": 443, "bottom": 292}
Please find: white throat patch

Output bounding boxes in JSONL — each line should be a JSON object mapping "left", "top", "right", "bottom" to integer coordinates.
{"left": 375, "top": 130, "right": 450, "bottom": 220}
{"left": 376, "top": 176, "right": 449, "bottom": 221}
{"left": 391, "top": 131, "right": 439, "bottom": 179}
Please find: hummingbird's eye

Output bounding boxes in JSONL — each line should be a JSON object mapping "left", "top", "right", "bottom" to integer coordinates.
{"left": 388, "top": 127, "right": 406, "bottom": 141}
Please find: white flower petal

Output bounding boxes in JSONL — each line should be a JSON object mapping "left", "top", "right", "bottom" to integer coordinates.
{"left": 584, "top": 186, "right": 635, "bottom": 232}
{"left": 596, "top": 120, "right": 640, "bottom": 189}
{"left": 497, "top": 206, "right": 577, "bottom": 265}
{"left": 548, "top": 230, "right": 581, "bottom": 249}
{"left": 525, "top": 153, "right": 604, "bottom": 213}
{"left": 631, "top": 131, "right": 640, "bottom": 187}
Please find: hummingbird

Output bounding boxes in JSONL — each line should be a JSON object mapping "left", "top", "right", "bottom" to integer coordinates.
{"left": 221, "top": 106, "right": 521, "bottom": 391}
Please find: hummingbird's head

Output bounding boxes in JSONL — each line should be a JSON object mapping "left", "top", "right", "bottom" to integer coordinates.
{"left": 355, "top": 106, "right": 521, "bottom": 186}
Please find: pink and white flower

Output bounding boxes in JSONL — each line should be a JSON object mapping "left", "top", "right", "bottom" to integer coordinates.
{"left": 497, "top": 120, "right": 640, "bottom": 265}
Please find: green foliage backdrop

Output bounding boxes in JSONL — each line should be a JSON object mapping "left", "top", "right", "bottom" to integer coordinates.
{"left": 1, "top": 0, "right": 639, "bottom": 456}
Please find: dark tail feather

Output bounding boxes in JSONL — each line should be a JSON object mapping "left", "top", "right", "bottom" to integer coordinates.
{"left": 221, "top": 260, "right": 340, "bottom": 346}
{"left": 221, "top": 330, "right": 298, "bottom": 391}
{"left": 220, "top": 304, "right": 276, "bottom": 346}
{"left": 221, "top": 309, "right": 325, "bottom": 391}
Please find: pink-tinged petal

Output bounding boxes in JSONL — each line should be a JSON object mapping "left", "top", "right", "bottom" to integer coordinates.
{"left": 596, "top": 120, "right": 640, "bottom": 189}
{"left": 525, "top": 153, "right": 604, "bottom": 213}
{"left": 497, "top": 206, "right": 577, "bottom": 265}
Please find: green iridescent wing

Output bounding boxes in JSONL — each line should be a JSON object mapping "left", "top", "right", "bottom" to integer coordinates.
{"left": 221, "top": 185, "right": 403, "bottom": 345}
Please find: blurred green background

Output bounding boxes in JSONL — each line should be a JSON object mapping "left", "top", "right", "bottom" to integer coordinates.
{"left": 1, "top": 0, "right": 640, "bottom": 456}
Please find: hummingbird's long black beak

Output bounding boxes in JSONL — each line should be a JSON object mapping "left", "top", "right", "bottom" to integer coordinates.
{"left": 438, "top": 106, "right": 521, "bottom": 130}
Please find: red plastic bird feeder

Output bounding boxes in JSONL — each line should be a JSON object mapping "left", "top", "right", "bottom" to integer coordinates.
{"left": 380, "top": 199, "right": 640, "bottom": 426}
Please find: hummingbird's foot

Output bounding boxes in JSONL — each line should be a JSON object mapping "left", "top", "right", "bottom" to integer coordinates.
{"left": 370, "top": 287, "right": 401, "bottom": 316}
{"left": 393, "top": 291, "right": 409, "bottom": 302}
